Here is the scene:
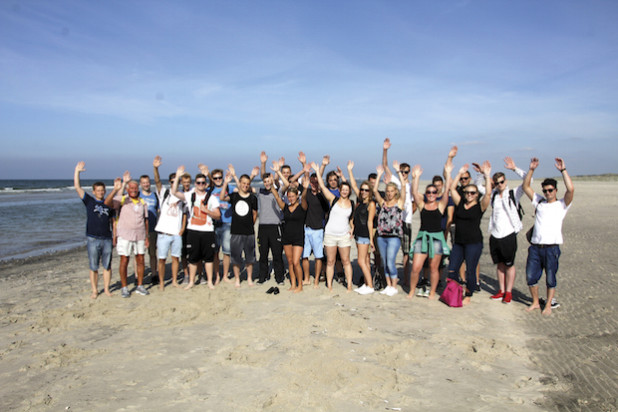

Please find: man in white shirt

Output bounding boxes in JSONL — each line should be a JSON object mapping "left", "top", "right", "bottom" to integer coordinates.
{"left": 523, "top": 157, "right": 574, "bottom": 315}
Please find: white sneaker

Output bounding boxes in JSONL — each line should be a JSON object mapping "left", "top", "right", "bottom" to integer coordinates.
{"left": 380, "top": 286, "right": 391, "bottom": 295}
{"left": 354, "top": 285, "right": 368, "bottom": 294}
{"left": 386, "top": 286, "right": 399, "bottom": 297}
{"left": 358, "top": 286, "right": 375, "bottom": 295}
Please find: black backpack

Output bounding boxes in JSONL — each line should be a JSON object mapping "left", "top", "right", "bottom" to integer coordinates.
{"left": 492, "top": 189, "right": 524, "bottom": 220}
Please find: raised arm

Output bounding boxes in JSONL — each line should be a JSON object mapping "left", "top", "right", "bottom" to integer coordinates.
{"left": 171, "top": 166, "right": 188, "bottom": 201}
{"left": 319, "top": 155, "right": 329, "bottom": 178}
{"left": 227, "top": 163, "right": 241, "bottom": 187}
{"left": 74, "top": 161, "right": 86, "bottom": 199}
{"left": 393, "top": 161, "right": 407, "bottom": 209}
{"left": 311, "top": 161, "right": 335, "bottom": 203}
{"left": 219, "top": 172, "right": 233, "bottom": 202}
{"left": 372, "top": 165, "right": 386, "bottom": 205}
{"left": 444, "top": 145, "right": 457, "bottom": 181}
{"left": 347, "top": 160, "right": 360, "bottom": 197}
{"left": 271, "top": 161, "right": 289, "bottom": 193}
{"left": 411, "top": 164, "right": 425, "bottom": 211}
{"left": 300, "top": 173, "right": 310, "bottom": 210}
{"left": 269, "top": 177, "right": 286, "bottom": 210}
{"left": 450, "top": 164, "right": 467, "bottom": 206}
{"left": 288, "top": 151, "right": 307, "bottom": 183}
{"left": 336, "top": 166, "right": 347, "bottom": 183}
{"left": 439, "top": 160, "right": 453, "bottom": 213}
{"left": 249, "top": 166, "right": 260, "bottom": 183}
{"left": 153, "top": 155, "right": 162, "bottom": 193}
{"left": 104, "top": 177, "right": 122, "bottom": 207}
{"left": 382, "top": 138, "right": 393, "bottom": 181}
{"left": 479, "top": 161, "right": 492, "bottom": 211}
{"left": 260, "top": 151, "right": 268, "bottom": 178}
{"left": 556, "top": 157, "right": 574, "bottom": 206}
{"left": 522, "top": 157, "right": 538, "bottom": 201}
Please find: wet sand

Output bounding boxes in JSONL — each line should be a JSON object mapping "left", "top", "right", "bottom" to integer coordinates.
{"left": 0, "top": 181, "right": 615, "bottom": 411}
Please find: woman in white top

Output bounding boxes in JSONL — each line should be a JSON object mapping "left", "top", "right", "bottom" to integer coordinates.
{"left": 311, "top": 161, "right": 354, "bottom": 292}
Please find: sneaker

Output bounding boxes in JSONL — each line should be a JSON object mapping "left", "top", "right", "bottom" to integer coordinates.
{"left": 354, "top": 285, "right": 368, "bottom": 294}
{"left": 540, "top": 298, "right": 560, "bottom": 309}
{"left": 386, "top": 287, "right": 398, "bottom": 297}
{"left": 121, "top": 287, "right": 130, "bottom": 298}
{"left": 490, "top": 291, "right": 505, "bottom": 300}
{"left": 422, "top": 287, "right": 430, "bottom": 298}
{"left": 416, "top": 287, "right": 425, "bottom": 297}
{"left": 135, "top": 285, "right": 150, "bottom": 296}
{"left": 475, "top": 282, "right": 481, "bottom": 292}
{"left": 380, "top": 286, "right": 391, "bottom": 295}
{"left": 358, "top": 286, "right": 375, "bottom": 295}
{"left": 502, "top": 291, "right": 512, "bottom": 304}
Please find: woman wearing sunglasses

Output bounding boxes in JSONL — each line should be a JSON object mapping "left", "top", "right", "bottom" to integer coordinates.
{"left": 447, "top": 162, "right": 492, "bottom": 305}
{"left": 407, "top": 158, "right": 453, "bottom": 299}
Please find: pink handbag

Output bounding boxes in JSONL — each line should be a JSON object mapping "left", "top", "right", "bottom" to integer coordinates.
{"left": 439, "top": 279, "right": 463, "bottom": 307}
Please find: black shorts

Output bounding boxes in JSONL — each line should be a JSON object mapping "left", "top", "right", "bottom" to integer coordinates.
{"left": 186, "top": 230, "right": 216, "bottom": 264}
{"left": 230, "top": 234, "right": 256, "bottom": 266}
{"left": 490, "top": 233, "right": 517, "bottom": 266}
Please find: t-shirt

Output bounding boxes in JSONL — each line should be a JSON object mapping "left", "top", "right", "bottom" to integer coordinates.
{"left": 154, "top": 187, "right": 186, "bottom": 236}
{"left": 212, "top": 185, "right": 234, "bottom": 224}
{"left": 139, "top": 191, "right": 159, "bottom": 233}
{"left": 186, "top": 188, "right": 220, "bottom": 232}
{"left": 304, "top": 190, "right": 329, "bottom": 229}
{"left": 390, "top": 175, "right": 414, "bottom": 224}
{"left": 257, "top": 188, "right": 283, "bottom": 225}
{"left": 82, "top": 193, "right": 113, "bottom": 239}
{"left": 113, "top": 195, "right": 149, "bottom": 241}
{"left": 454, "top": 202, "right": 484, "bottom": 244}
{"left": 531, "top": 194, "right": 571, "bottom": 245}
{"left": 230, "top": 192, "right": 258, "bottom": 235}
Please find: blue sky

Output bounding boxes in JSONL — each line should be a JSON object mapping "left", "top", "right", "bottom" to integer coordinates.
{"left": 1, "top": 0, "right": 617, "bottom": 179}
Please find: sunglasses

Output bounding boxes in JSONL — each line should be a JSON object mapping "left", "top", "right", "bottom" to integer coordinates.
{"left": 212, "top": 176, "right": 223, "bottom": 180}
{"left": 495, "top": 179, "right": 505, "bottom": 185}
{"left": 401, "top": 170, "right": 410, "bottom": 174}
{"left": 542, "top": 188, "right": 555, "bottom": 194}
{"left": 426, "top": 190, "right": 437, "bottom": 195}
{"left": 360, "top": 188, "right": 370, "bottom": 192}
{"left": 464, "top": 191, "right": 477, "bottom": 195}
{"left": 195, "top": 181, "right": 207, "bottom": 185}
{"left": 461, "top": 176, "right": 470, "bottom": 180}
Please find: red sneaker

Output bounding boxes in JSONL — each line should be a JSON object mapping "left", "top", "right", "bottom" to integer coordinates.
{"left": 502, "top": 291, "right": 512, "bottom": 304}
{"left": 490, "top": 291, "right": 504, "bottom": 300}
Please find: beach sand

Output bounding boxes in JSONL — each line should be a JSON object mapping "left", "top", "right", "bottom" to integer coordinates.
{"left": 0, "top": 181, "right": 616, "bottom": 411}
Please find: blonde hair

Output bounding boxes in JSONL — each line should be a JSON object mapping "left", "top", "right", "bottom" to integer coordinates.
{"left": 385, "top": 182, "right": 400, "bottom": 200}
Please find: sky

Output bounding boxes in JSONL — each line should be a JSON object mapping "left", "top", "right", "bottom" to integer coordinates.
{"left": 1, "top": 0, "right": 617, "bottom": 179}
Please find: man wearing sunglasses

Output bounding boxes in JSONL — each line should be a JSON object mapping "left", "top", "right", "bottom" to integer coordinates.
{"left": 487, "top": 157, "right": 529, "bottom": 304}
{"left": 171, "top": 165, "right": 221, "bottom": 290}
{"left": 522, "top": 157, "right": 574, "bottom": 315}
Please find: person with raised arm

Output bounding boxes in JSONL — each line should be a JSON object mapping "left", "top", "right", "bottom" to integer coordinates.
{"left": 347, "top": 160, "right": 377, "bottom": 294}
{"left": 382, "top": 138, "right": 415, "bottom": 287}
{"left": 171, "top": 165, "right": 221, "bottom": 290}
{"left": 487, "top": 157, "right": 529, "bottom": 304}
{"left": 373, "top": 163, "right": 407, "bottom": 296}
{"left": 271, "top": 162, "right": 310, "bottom": 292}
{"left": 447, "top": 162, "right": 492, "bottom": 305}
{"left": 523, "top": 157, "right": 574, "bottom": 315}
{"left": 112, "top": 171, "right": 150, "bottom": 298}
{"left": 407, "top": 155, "right": 453, "bottom": 300}
{"left": 74, "top": 161, "right": 115, "bottom": 299}
{"left": 301, "top": 168, "right": 330, "bottom": 289}
{"left": 256, "top": 151, "right": 286, "bottom": 285}
{"left": 310, "top": 161, "right": 354, "bottom": 292}
{"left": 152, "top": 156, "right": 187, "bottom": 290}
{"left": 138, "top": 166, "right": 159, "bottom": 285}
{"left": 219, "top": 166, "right": 259, "bottom": 287}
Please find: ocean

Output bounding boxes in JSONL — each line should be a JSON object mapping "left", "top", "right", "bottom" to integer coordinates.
{"left": 0, "top": 179, "right": 118, "bottom": 262}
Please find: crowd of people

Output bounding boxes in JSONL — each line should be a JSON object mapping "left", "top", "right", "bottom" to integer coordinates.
{"left": 75, "top": 139, "right": 574, "bottom": 315}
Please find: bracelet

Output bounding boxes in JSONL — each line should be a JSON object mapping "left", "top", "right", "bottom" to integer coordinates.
{"left": 560, "top": 168, "right": 566, "bottom": 172}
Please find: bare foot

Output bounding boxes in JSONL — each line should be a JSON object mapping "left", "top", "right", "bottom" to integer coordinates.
{"left": 104, "top": 290, "right": 113, "bottom": 297}
{"left": 90, "top": 292, "right": 98, "bottom": 299}
{"left": 313, "top": 282, "right": 320, "bottom": 289}
{"left": 542, "top": 306, "right": 552, "bottom": 316}
{"left": 427, "top": 293, "right": 438, "bottom": 300}
{"left": 288, "top": 286, "right": 295, "bottom": 291}
{"left": 526, "top": 303, "right": 541, "bottom": 312}
{"left": 235, "top": 282, "right": 241, "bottom": 288}
{"left": 303, "top": 280, "right": 311, "bottom": 285}
{"left": 223, "top": 277, "right": 233, "bottom": 283}
{"left": 346, "top": 288, "right": 352, "bottom": 293}
{"left": 248, "top": 281, "right": 254, "bottom": 287}
{"left": 462, "top": 296, "right": 471, "bottom": 306}
{"left": 294, "top": 287, "right": 303, "bottom": 293}
{"left": 406, "top": 293, "right": 414, "bottom": 300}
{"left": 184, "top": 282, "right": 195, "bottom": 290}
{"left": 159, "top": 284, "right": 164, "bottom": 291}
{"left": 214, "top": 278, "right": 220, "bottom": 286}
{"left": 208, "top": 282, "right": 215, "bottom": 290}
{"left": 172, "top": 282, "right": 180, "bottom": 288}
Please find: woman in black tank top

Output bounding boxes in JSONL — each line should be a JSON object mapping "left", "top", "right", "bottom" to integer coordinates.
{"left": 407, "top": 151, "right": 454, "bottom": 300}
{"left": 447, "top": 162, "right": 492, "bottom": 305}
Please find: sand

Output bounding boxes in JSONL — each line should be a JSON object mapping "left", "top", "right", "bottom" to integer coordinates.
{"left": 0, "top": 181, "right": 616, "bottom": 411}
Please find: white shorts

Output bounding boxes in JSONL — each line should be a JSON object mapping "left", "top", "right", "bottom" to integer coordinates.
{"left": 323, "top": 232, "right": 353, "bottom": 248}
{"left": 117, "top": 237, "right": 146, "bottom": 256}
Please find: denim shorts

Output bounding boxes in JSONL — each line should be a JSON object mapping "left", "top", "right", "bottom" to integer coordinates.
{"left": 355, "top": 236, "right": 371, "bottom": 245}
{"left": 87, "top": 236, "right": 113, "bottom": 271}
{"left": 412, "top": 238, "right": 445, "bottom": 255}
{"left": 215, "top": 223, "right": 232, "bottom": 255}
{"left": 157, "top": 233, "right": 182, "bottom": 259}
{"left": 526, "top": 244, "right": 561, "bottom": 288}
{"left": 303, "top": 227, "right": 324, "bottom": 259}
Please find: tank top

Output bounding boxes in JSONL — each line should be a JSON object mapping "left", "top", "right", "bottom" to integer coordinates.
{"left": 454, "top": 202, "right": 484, "bottom": 244}
{"left": 419, "top": 207, "right": 443, "bottom": 233}
{"left": 353, "top": 202, "right": 370, "bottom": 238}
{"left": 377, "top": 204, "right": 403, "bottom": 237}
{"left": 324, "top": 202, "right": 352, "bottom": 236}
{"left": 283, "top": 204, "right": 306, "bottom": 238}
